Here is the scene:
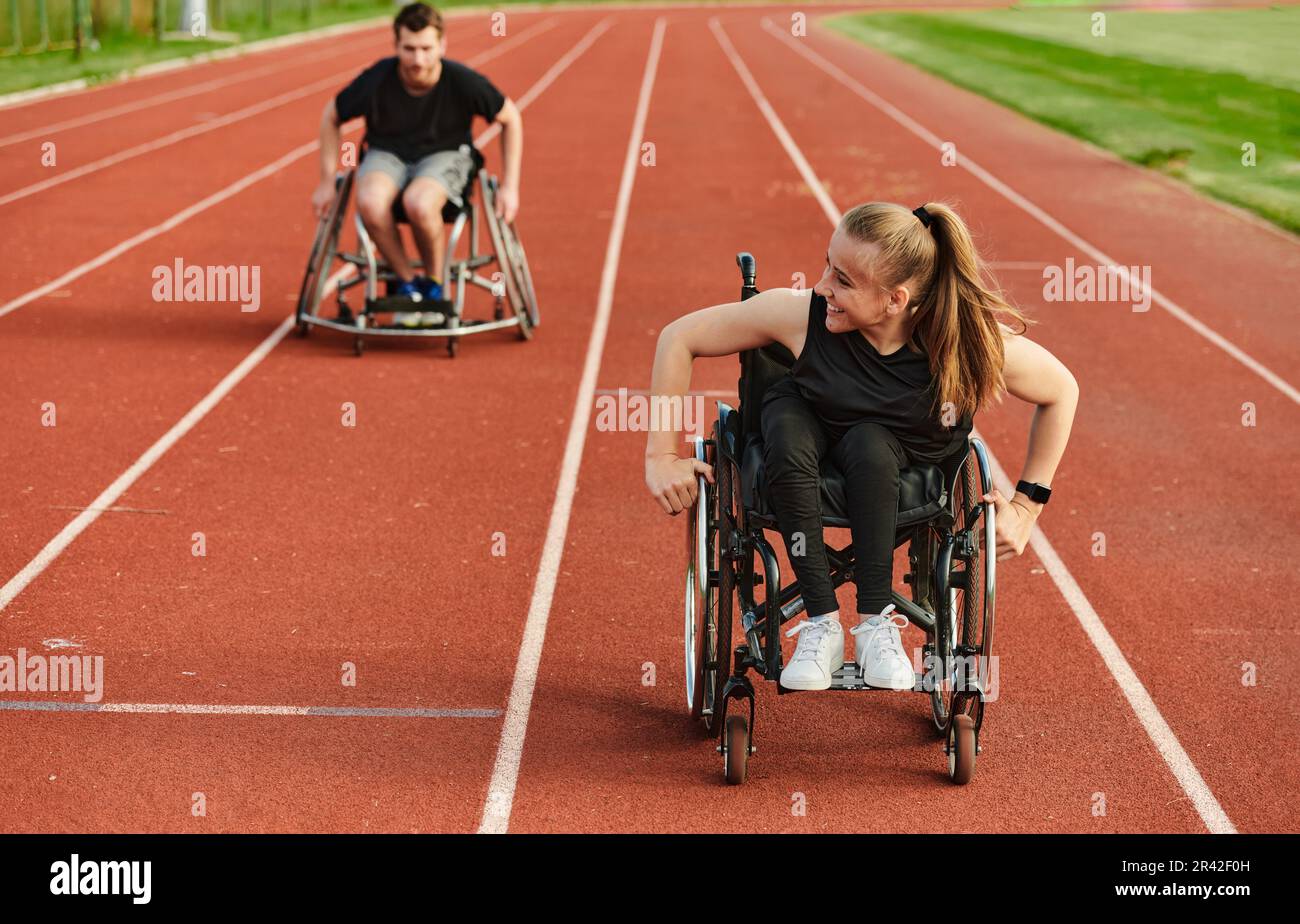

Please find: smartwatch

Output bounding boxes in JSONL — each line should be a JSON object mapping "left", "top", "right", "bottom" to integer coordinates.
{"left": 1015, "top": 480, "right": 1052, "bottom": 505}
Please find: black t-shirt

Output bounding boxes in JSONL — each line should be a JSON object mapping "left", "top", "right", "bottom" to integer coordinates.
{"left": 763, "top": 289, "right": 973, "bottom": 463}
{"left": 334, "top": 57, "right": 505, "bottom": 162}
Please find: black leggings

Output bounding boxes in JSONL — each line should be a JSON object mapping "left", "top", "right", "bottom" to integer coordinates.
{"left": 760, "top": 388, "right": 909, "bottom": 617}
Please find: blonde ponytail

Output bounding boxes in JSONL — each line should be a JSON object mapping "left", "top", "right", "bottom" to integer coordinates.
{"left": 840, "top": 201, "right": 1030, "bottom": 419}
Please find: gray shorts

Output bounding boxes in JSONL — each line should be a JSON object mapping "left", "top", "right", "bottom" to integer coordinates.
{"left": 357, "top": 144, "right": 475, "bottom": 208}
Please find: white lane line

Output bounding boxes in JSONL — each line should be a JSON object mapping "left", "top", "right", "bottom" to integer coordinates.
{"left": 712, "top": 16, "right": 1237, "bottom": 836}
{"left": 0, "top": 141, "right": 320, "bottom": 319}
{"left": 0, "top": 315, "right": 294, "bottom": 613}
{"left": 974, "top": 429, "right": 1237, "bottom": 834}
{"left": 0, "top": 15, "right": 561, "bottom": 208}
{"left": 0, "top": 71, "right": 352, "bottom": 208}
{"left": 0, "top": 18, "right": 574, "bottom": 321}
{"left": 761, "top": 17, "right": 1299, "bottom": 408}
{"left": 0, "top": 700, "right": 499, "bottom": 717}
{"left": 0, "top": 16, "right": 559, "bottom": 205}
{"left": 0, "top": 3, "right": 557, "bottom": 112}
{"left": 477, "top": 18, "right": 668, "bottom": 836}
{"left": 0, "top": 17, "right": 393, "bottom": 112}
{"left": 987, "top": 261, "right": 1050, "bottom": 271}
{"left": 0, "top": 14, "right": 553, "bottom": 181}
{"left": 0, "top": 32, "right": 385, "bottom": 149}
{"left": 474, "top": 17, "right": 610, "bottom": 147}
{"left": 0, "top": 18, "right": 612, "bottom": 615}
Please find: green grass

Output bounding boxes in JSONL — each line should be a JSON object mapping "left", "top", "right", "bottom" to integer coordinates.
{"left": 941, "top": 8, "right": 1300, "bottom": 90}
{"left": 823, "top": 8, "right": 1300, "bottom": 234}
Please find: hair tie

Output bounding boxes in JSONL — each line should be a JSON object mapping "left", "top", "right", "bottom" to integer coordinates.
{"left": 912, "top": 205, "right": 934, "bottom": 229}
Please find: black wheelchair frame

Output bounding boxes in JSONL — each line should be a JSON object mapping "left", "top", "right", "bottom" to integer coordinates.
{"left": 294, "top": 143, "right": 539, "bottom": 357}
{"left": 684, "top": 253, "right": 998, "bottom": 785}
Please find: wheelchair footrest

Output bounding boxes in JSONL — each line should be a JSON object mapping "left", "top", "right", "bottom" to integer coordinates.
{"left": 366, "top": 295, "right": 455, "bottom": 316}
{"left": 365, "top": 299, "right": 456, "bottom": 329}
{"left": 829, "top": 663, "right": 926, "bottom": 693}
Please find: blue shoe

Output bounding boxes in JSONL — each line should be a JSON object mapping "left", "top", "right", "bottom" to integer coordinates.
{"left": 417, "top": 275, "right": 445, "bottom": 302}
{"left": 392, "top": 279, "right": 424, "bottom": 327}
{"left": 394, "top": 279, "right": 424, "bottom": 302}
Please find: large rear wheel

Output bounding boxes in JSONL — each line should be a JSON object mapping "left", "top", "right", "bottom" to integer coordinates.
{"left": 296, "top": 170, "right": 354, "bottom": 334}
{"left": 482, "top": 176, "right": 537, "bottom": 339}
{"left": 913, "top": 525, "right": 949, "bottom": 735}
{"left": 950, "top": 447, "right": 994, "bottom": 733}
{"left": 685, "top": 437, "right": 717, "bottom": 723}
{"left": 706, "top": 437, "right": 739, "bottom": 737}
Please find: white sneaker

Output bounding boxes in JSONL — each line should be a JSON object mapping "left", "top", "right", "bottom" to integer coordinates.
{"left": 779, "top": 617, "right": 844, "bottom": 691}
{"left": 392, "top": 311, "right": 423, "bottom": 328}
{"left": 851, "top": 605, "right": 915, "bottom": 690}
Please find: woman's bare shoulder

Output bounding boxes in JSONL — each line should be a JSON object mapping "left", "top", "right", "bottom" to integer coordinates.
{"left": 763, "top": 286, "right": 813, "bottom": 357}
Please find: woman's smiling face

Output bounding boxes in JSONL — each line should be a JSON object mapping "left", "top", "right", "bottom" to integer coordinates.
{"left": 814, "top": 226, "right": 918, "bottom": 338}
{"left": 814, "top": 228, "right": 891, "bottom": 334}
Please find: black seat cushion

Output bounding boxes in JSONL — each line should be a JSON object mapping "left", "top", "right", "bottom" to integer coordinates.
{"left": 740, "top": 434, "right": 947, "bottom": 530}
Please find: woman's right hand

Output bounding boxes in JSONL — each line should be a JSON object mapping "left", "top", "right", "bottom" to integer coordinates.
{"left": 646, "top": 452, "right": 714, "bottom": 516}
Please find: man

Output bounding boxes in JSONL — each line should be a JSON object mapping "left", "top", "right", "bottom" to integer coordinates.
{"left": 313, "top": 2, "right": 523, "bottom": 326}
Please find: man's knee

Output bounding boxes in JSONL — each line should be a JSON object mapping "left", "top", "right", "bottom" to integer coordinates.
{"left": 357, "top": 184, "right": 396, "bottom": 229}
{"left": 402, "top": 182, "right": 447, "bottom": 230}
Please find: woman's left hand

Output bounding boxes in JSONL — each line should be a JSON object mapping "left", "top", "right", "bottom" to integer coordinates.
{"left": 981, "top": 489, "right": 1037, "bottom": 561}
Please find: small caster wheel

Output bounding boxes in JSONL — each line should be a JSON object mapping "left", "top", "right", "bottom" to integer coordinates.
{"left": 353, "top": 336, "right": 364, "bottom": 357}
{"left": 493, "top": 301, "right": 505, "bottom": 321}
{"left": 723, "top": 714, "right": 750, "bottom": 785}
{"left": 446, "top": 338, "right": 458, "bottom": 358}
{"left": 947, "top": 713, "right": 976, "bottom": 784}
{"left": 295, "top": 320, "right": 309, "bottom": 338}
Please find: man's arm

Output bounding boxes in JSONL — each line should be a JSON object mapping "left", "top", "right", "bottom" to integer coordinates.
{"left": 312, "top": 99, "right": 344, "bottom": 219}
{"left": 493, "top": 98, "right": 522, "bottom": 223}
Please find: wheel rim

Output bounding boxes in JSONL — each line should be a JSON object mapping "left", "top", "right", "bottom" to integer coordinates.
{"left": 502, "top": 220, "right": 538, "bottom": 328}
{"left": 482, "top": 177, "right": 529, "bottom": 327}
{"left": 915, "top": 526, "right": 950, "bottom": 731}
{"left": 946, "top": 449, "right": 991, "bottom": 717}
{"left": 684, "top": 499, "right": 703, "bottom": 713}
{"left": 705, "top": 439, "right": 738, "bottom": 734}
{"left": 684, "top": 438, "right": 717, "bottom": 718}
{"left": 297, "top": 171, "right": 352, "bottom": 323}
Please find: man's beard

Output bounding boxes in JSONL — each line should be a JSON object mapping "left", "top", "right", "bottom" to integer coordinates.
{"left": 402, "top": 63, "right": 436, "bottom": 88}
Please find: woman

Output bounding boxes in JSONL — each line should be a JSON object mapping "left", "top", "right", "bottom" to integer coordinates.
{"left": 644, "top": 202, "right": 1079, "bottom": 692}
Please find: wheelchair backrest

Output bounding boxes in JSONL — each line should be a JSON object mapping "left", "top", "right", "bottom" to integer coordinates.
{"left": 735, "top": 262, "right": 796, "bottom": 443}
{"left": 737, "top": 336, "right": 795, "bottom": 443}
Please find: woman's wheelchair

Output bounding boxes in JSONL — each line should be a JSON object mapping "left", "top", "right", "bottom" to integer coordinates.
{"left": 294, "top": 144, "right": 539, "bottom": 357}
{"left": 684, "top": 252, "right": 997, "bottom": 785}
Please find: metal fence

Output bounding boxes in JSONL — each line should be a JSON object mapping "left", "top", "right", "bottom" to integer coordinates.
{"left": 2, "top": 0, "right": 394, "bottom": 54}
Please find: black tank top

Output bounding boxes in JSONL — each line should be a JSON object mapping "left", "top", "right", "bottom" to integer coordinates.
{"left": 762, "top": 289, "right": 972, "bottom": 463}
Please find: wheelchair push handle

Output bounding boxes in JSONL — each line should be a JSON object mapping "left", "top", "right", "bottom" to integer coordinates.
{"left": 735, "top": 252, "right": 756, "bottom": 288}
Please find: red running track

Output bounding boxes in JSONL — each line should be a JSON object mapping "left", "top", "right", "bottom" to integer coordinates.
{"left": 0, "top": 3, "right": 1296, "bottom": 833}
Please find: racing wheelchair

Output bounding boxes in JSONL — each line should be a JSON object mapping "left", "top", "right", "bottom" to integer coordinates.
{"left": 295, "top": 143, "right": 538, "bottom": 357}
{"left": 684, "top": 253, "right": 997, "bottom": 785}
